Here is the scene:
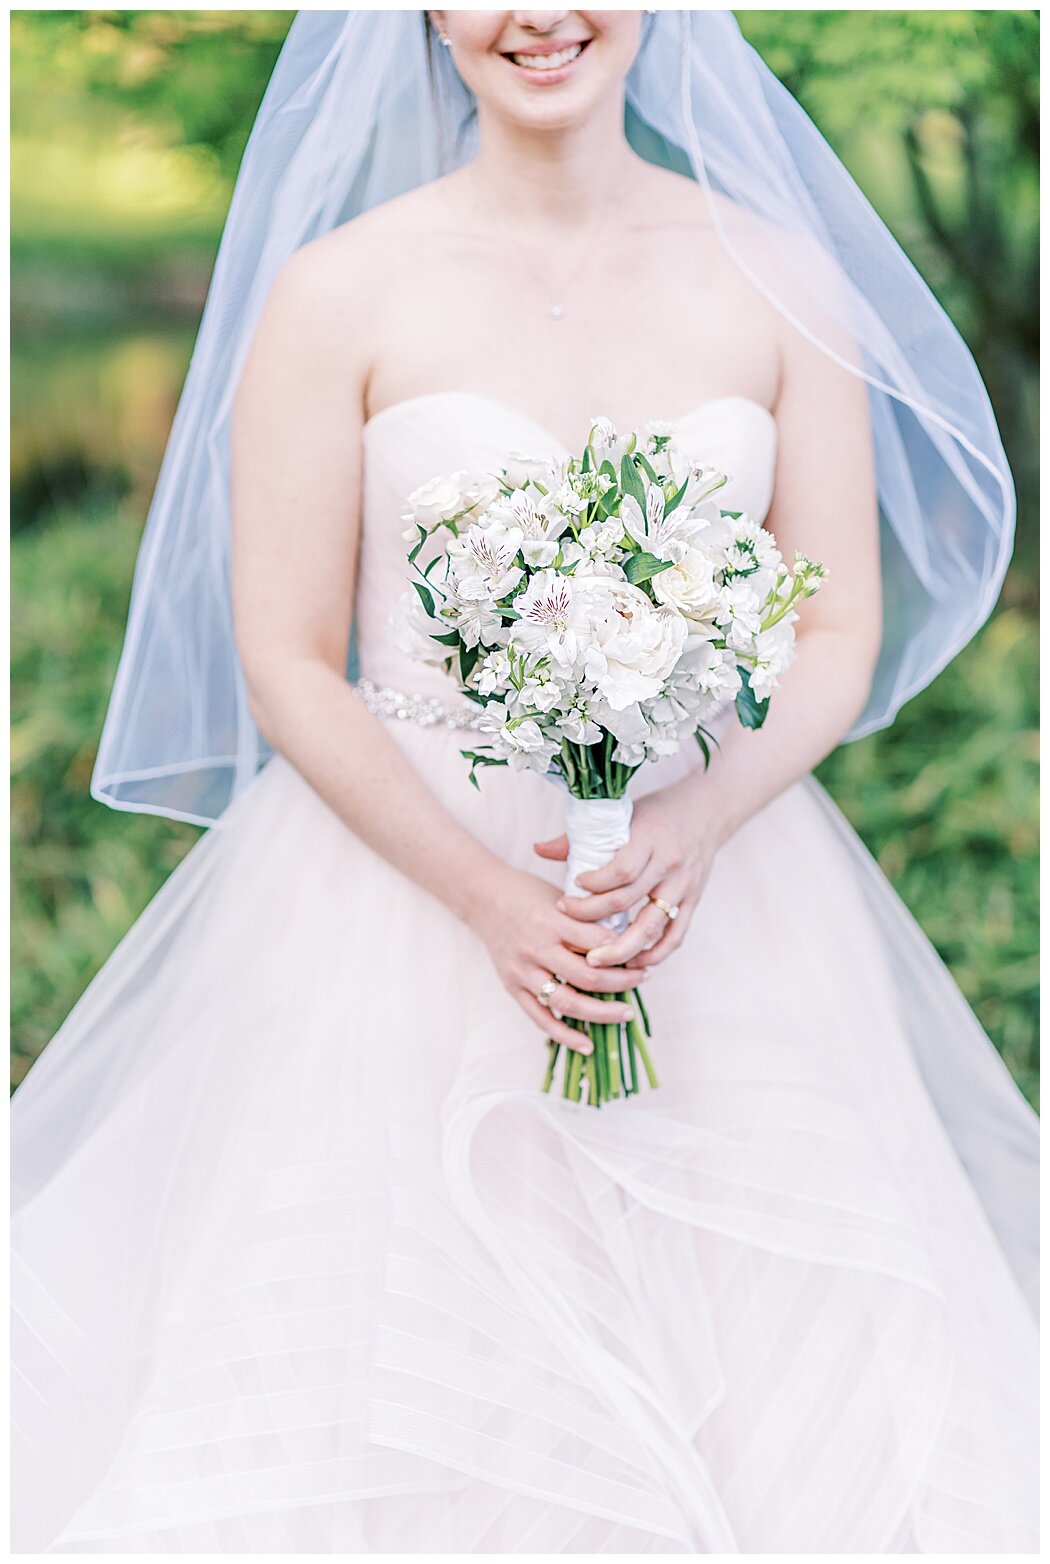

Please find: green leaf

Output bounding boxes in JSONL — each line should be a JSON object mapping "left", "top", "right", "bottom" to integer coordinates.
{"left": 694, "top": 724, "right": 721, "bottom": 769}
{"left": 634, "top": 451, "right": 659, "bottom": 484}
{"left": 459, "top": 639, "right": 480, "bottom": 683}
{"left": 407, "top": 523, "right": 428, "bottom": 563}
{"left": 663, "top": 478, "right": 689, "bottom": 517}
{"left": 430, "top": 629, "right": 460, "bottom": 647}
{"left": 735, "top": 666, "right": 770, "bottom": 730}
{"left": 412, "top": 580, "right": 436, "bottom": 619}
{"left": 619, "top": 452, "right": 647, "bottom": 511}
{"left": 624, "top": 551, "right": 675, "bottom": 586}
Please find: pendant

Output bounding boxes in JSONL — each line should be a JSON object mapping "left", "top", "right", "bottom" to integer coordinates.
{"left": 550, "top": 301, "right": 564, "bottom": 319}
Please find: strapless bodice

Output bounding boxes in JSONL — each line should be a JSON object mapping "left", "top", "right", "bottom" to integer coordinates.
{"left": 354, "top": 390, "right": 778, "bottom": 699}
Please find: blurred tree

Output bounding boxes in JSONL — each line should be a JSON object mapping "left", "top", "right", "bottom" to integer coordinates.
{"left": 11, "top": 10, "right": 292, "bottom": 179}
{"left": 738, "top": 9, "right": 1039, "bottom": 564}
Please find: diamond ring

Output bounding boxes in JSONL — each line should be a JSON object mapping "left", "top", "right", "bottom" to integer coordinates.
{"left": 536, "top": 977, "right": 559, "bottom": 1008}
{"left": 648, "top": 895, "right": 680, "bottom": 922}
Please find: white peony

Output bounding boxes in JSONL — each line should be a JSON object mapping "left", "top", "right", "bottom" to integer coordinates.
{"left": 579, "top": 578, "right": 688, "bottom": 710}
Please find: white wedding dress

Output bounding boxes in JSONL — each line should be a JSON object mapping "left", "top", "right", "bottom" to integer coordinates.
{"left": 12, "top": 391, "right": 1039, "bottom": 1554}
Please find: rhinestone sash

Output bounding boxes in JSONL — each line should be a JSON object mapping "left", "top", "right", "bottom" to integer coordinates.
{"left": 353, "top": 677, "right": 486, "bottom": 731}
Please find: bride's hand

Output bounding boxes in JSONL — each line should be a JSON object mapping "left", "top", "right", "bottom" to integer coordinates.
{"left": 468, "top": 867, "right": 650, "bottom": 1055}
{"left": 533, "top": 785, "right": 720, "bottom": 973}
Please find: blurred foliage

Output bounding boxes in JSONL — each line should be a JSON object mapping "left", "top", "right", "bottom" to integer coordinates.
{"left": 738, "top": 9, "right": 1039, "bottom": 559}
{"left": 9, "top": 11, "right": 1039, "bottom": 1111}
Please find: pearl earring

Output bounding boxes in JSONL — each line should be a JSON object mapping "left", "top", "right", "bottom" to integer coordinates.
{"left": 439, "top": 30, "right": 451, "bottom": 48}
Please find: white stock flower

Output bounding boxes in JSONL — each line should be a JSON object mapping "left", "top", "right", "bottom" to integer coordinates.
{"left": 747, "top": 620, "right": 798, "bottom": 700}
{"left": 578, "top": 513, "right": 626, "bottom": 556}
{"left": 580, "top": 578, "right": 687, "bottom": 710}
{"left": 556, "top": 705, "right": 603, "bottom": 745}
{"left": 476, "top": 648, "right": 512, "bottom": 696}
{"left": 495, "top": 718, "right": 560, "bottom": 774}
{"left": 719, "top": 579, "right": 765, "bottom": 651}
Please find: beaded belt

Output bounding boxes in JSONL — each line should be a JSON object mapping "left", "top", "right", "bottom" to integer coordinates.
{"left": 354, "top": 677, "right": 486, "bottom": 731}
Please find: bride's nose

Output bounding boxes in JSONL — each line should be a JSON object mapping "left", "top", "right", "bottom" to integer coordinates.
{"left": 511, "top": 11, "right": 572, "bottom": 32}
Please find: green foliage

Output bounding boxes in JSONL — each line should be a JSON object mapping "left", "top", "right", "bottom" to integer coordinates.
{"left": 11, "top": 501, "right": 201, "bottom": 1088}
{"left": 815, "top": 607, "right": 1038, "bottom": 1111}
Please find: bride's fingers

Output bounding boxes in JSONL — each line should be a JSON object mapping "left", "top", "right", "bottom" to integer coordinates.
{"left": 553, "top": 913, "right": 629, "bottom": 954}
{"left": 568, "top": 841, "right": 654, "bottom": 896}
{"left": 532, "top": 833, "right": 569, "bottom": 861}
{"left": 550, "top": 949, "right": 650, "bottom": 994}
{"left": 634, "top": 916, "right": 688, "bottom": 967}
{"left": 583, "top": 890, "right": 685, "bottom": 969}
{"left": 557, "top": 878, "right": 651, "bottom": 924}
{"left": 546, "top": 984, "right": 638, "bottom": 1028}
{"left": 519, "top": 992, "right": 593, "bottom": 1053}
{"left": 633, "top": 893, "right": 693, "bottom": 967}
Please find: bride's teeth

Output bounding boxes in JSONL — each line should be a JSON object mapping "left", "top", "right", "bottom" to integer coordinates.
{"left": 510, "top": 43, "right": 583, "bottom": 71}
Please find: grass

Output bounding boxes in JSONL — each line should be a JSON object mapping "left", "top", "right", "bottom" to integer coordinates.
{"left": 11, "top": 501, "right": 1039, "bottom": 1111}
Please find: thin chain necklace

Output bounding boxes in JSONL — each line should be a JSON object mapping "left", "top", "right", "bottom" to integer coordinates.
{"left": 464, "top": 170, "right": 637, "bottom": 322}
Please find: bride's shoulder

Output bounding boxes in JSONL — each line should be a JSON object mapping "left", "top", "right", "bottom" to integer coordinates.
{"left": 638, "top": 162, "right": 793, "bottom": 259}
{"left": 273, "top": 180, "right": 452, "bottom": 298}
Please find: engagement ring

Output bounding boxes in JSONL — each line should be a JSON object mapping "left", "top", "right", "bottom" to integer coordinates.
{"left": 536, "top": 977, "right": 559, "bottom": 1008}
{"left": 648, "top": 895, "right": 680, "bottom": 922}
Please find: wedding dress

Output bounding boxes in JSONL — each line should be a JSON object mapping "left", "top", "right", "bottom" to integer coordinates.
{"left": 12, "top": 391, "right": 1039, "bottom": 1554}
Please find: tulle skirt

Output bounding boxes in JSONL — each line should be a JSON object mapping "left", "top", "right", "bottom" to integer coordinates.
{"left": 11, "top": 727, "right": 1039, "bottom": 1553}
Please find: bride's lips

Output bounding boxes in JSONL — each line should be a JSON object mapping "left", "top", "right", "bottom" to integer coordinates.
{"left": 498, "top": 37, "right": 592, "bottom": 87}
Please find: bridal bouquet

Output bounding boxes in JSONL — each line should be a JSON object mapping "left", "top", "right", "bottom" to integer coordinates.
{"left": 397, "top": 415, "right": 826, "bottom": 1106}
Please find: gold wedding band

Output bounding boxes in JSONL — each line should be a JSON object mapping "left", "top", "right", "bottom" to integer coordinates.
{"left": 648, "top": 895, "right": 680, "bottom": 922}
{"left": 536, "top": 977, "right": 559, "bottom": 1008}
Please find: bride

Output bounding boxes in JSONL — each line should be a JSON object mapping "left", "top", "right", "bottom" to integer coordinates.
{"left": 11, "top": 10, "right": 1038, "bottom": 1554}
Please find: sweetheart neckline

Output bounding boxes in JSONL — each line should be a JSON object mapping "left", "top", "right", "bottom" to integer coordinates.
{"left": 361, "top": 389, "right": 777, "bottom": 453}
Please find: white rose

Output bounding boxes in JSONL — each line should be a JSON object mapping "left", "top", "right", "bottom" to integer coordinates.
{"left": 651, "top": 544, "right": 720, "bottom": 623}
{"left": 402, "top": 470, "right": 473, "bottom": 531}
{"left": 503, "top": 450, "right": 559, "bottom": 488}
{"left": 391, "top": 588, "right": 452, "bottom": 666}
{"left": 580, "top": 578, "right": 687, "bottom": 710}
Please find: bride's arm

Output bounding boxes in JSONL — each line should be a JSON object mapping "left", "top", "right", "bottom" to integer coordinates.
{"left": 230, "top": 239, "right": 643, "bottom": 1047}
{"left": 548, "top": 296, "right": 882, "bottom": 970}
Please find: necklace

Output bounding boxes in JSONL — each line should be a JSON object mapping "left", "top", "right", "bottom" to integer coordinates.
{"left": 462, "top": 169, "right": 637, "bottom": 322}
{"left": 500, "top": 206, "right": 620, "bottom": 320}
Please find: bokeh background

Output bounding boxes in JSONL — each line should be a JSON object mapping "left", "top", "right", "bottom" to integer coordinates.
{"left": 10, "top": 10, "right": 1039, "bottom": 1104}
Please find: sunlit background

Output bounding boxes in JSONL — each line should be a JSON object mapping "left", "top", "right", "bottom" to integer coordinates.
{"left": 10, "top": 10, "right": 1039, "bottom": 1104}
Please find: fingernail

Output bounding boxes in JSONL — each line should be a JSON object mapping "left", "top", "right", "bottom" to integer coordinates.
{"left": 556, "top": 898, "right": 566, "bottom": 912}
{"left": 578, "top": 1042, "right": 593, "bottom": 1055}
{"left": 620, "top": 1007, "right": 634, "bottom": 1021}
{"left": 586, "top": 951, "right": 602, "bottom": 966}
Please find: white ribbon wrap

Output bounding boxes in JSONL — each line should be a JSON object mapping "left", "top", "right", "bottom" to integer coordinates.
{"left": 563, "top": 795, "right": 634, "bottom": 934}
